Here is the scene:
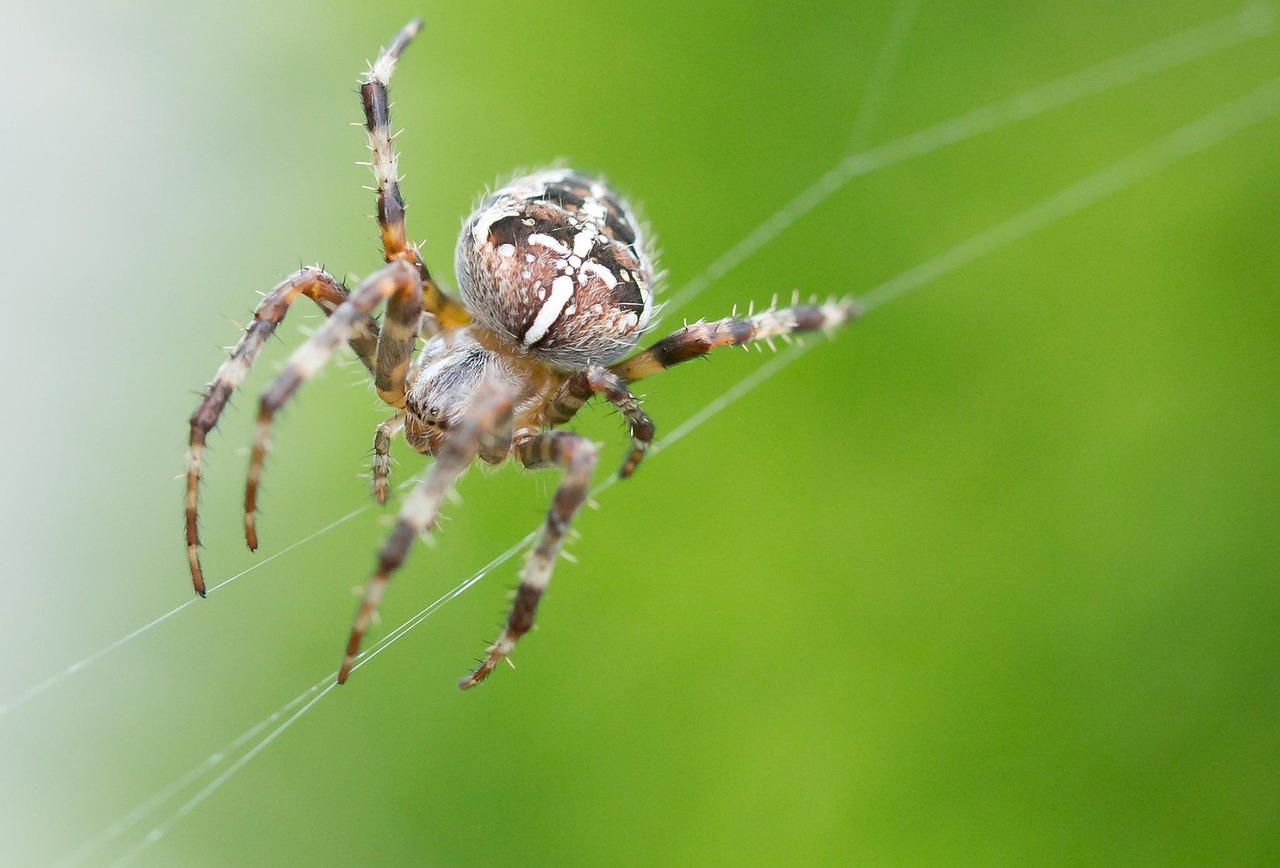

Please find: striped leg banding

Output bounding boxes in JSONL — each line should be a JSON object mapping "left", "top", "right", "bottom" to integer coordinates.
{"left": 459, "top": 431, "right": 598, "bottom": 689}
{"left": 370, "top": 412, "right": 405, "bottom": 504}
{"left": 360, "top": 19, "right": 471, "bottom": 330}
{"left": 609, "top": 296, "right": 862, "bottom": 383}
{"left": 244, "top": 261, "right": 420, "bottom": 552}
{"left": 547, "top": 365, "right": 654, "bottom": 478}
{"left": 185, "top": 267, "right": 378, "bottom": 596}
{"left": 340, "top": 382, "right": 514, "bottom": 684}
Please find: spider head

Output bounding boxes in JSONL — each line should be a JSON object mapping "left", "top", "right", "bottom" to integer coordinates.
{"left": 402, "top": 336, "right": 489, "bottom": 452}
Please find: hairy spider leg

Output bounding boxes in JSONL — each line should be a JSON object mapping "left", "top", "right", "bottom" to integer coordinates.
{"left": 244, "top": 261, "right": 421, "bottom": 551}
{"left": 186, "top": 266, "right": 380, "bottom": 596}
{"left": 547, "top": 364, "right": 655, "bottom": 478}
{"left": 373, "top": 277, "right": 422, "bottom": 409}
{"left": 477, "top": 397, "right": 516, "bottom": 466}
{"left": 459, "top": 430, "right": 598, "bottom": 689}
{"left": 339, "top": 383, "right": 516, "bottom": 684}
{"left": 609, "top": 297, "right": 863, "bottom": 383}
{"left": 362, "top": 19, "right": 417, "bottom": 260}
{"left": 361, "top": 19, "right": 470, "bottom": 329}
{"left": 371, "top": 412, "right": 406, "bottom": 504}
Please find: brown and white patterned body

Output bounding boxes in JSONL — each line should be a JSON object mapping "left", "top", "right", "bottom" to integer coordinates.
{"left": 457, "top": 169, "right": 656, "bottom": 371}
{"left": 184, "top": 20, "right": 860, "bottom": 693}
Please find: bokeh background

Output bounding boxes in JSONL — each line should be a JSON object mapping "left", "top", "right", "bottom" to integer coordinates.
{"left": 1, "top": 1, "right": 1277, "bottom": 865}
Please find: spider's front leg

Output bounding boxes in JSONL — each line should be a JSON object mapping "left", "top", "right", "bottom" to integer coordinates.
{"left": 547, "top": 365, "right": 654, "bottom": 478}
{"left": 243, "top": 261, "right": 420, "bottom": 550}
{"left": 185, "top": 267, "right": 379, "bottom": 596}
{"left": 459, "top": 430, "right": 598, "bottom": 689}
{"left": 610, "top": 297, "right": 863, "bottom": 383}
{"left": 362, "top": 19, "right": 470, "bottom": 330}
{"left": 339, "top": 383, "right": 515, "bottom": 684}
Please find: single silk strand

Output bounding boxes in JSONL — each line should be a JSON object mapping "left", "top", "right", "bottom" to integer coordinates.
{"left": 661, "top": 3, "right": 1272, "bottom": 318}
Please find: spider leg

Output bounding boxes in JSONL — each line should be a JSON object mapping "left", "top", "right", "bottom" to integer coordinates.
{"left": 186, "top": 266, "right": 380, "bottom": 596}
{"left": 459, "top": 430, "right": 598, "bottom": 689}
{"left": 371, "top": 411, "right": 406, "bottom": 504}
{"left": 609, "top": 297, "right": 863, "bottom": 383}
{"left": 547, "top": 364, "right": 654, "bottom": 477}
{"left": 361, "top": 19, "right": 470, "bottom": 329}
{"left": 244, "top": 260, "right": 420, "bottom": 551}
{"left": 477, "top": 401, "right": 515, "bottom": 466}
{"left": 364, "top": 230, "right": 427, "bottom": 502}
{"left": 339, "top": 383, "right": 514, "bottom": 684}
{"left": 373, "top": 273, "right": 422, "bottom": 410}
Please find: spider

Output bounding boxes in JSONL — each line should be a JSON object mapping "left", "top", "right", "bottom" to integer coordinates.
{"left": 185, "top": 19, "right": 860, "bottom": 689}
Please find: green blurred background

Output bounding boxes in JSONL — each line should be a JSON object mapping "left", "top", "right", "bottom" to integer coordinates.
{"left": 1, "top": 1, "right": 1278, "bottom": 865}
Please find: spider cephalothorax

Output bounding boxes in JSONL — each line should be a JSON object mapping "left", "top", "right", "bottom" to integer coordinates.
{"left": 185, "top": 20, "right": 859, "bottom": 690}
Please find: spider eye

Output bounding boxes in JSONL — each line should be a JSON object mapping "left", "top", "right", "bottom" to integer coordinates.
{"left": 420, "top": 406, "right": 449, "bottom": 430}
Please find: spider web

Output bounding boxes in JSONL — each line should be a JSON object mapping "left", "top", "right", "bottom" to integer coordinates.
{"left": 1, "top": 2, "right": 1265, "bottom": 725}
{"left": 5, "top": 4, "right": 1276, "bottom": 865}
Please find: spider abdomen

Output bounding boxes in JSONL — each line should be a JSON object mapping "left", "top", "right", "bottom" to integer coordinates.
{"left": 456, "top": 169, "right": 656, "bottom": 371}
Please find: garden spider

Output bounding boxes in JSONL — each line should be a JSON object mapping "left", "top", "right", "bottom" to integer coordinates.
{"left": 185, "top": 19, "right": 860, "bottom": 689}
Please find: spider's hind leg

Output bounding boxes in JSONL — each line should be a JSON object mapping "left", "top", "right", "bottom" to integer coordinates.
{"left": 459, "top": 430, "right": 598, "bottom": 689}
